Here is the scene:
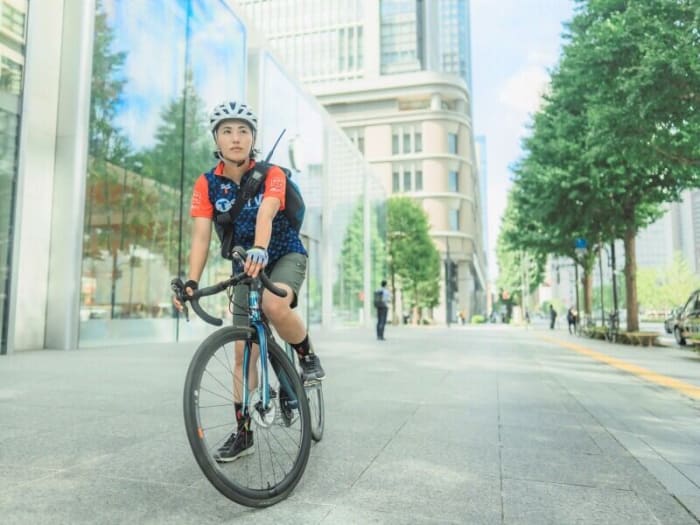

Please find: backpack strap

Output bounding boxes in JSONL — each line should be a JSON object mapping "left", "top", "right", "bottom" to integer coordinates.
{"left": 215, "top": 163, "right": 269, "bottom": 227}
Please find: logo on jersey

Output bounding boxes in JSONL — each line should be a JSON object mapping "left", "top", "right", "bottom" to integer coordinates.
{"left": 221, "top": 182, "right": 232, "bottom": 195}
{"left": 244, "top": 194, "right": 263, "bottom": 209}
{"left": 215, "top": 198, "right": 232, "bottom": 212}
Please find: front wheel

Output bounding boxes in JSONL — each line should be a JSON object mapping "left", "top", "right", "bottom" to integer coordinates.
{"left": 674, "top": 326, "right": 686, "bottom": 346}
{"left": 183, "top": 327, "right": 312, "bottom": 507}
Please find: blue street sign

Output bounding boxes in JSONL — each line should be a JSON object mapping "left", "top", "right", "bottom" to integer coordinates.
{"left": 574, "top": 238, "right": 587, "bottom": 249}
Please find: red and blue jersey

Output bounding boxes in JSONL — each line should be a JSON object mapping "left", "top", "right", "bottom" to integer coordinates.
{"left": 190, "top": 160, "right": 307, "bottom": 264}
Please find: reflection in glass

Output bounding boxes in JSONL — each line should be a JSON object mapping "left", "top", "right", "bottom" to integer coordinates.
{"left": 0, "top": 0, "right": 27, "bottom": 354}
{"left": 80, "top": 0, "right": 246, "bottom": 344}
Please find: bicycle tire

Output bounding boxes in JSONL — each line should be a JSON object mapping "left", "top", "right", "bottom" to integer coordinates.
{"left": 306, "top": 381, "right": 325, "bottom": 442}
{"left": 283, "top": 343, "right": 324, "bottom": 442}
{"left": 183, "top": 327, "right": 311, "bottom": 508}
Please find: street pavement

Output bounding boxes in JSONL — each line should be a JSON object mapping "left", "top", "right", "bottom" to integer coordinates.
{"left": 0, "top": 323, "right": 699, "bottom": 524}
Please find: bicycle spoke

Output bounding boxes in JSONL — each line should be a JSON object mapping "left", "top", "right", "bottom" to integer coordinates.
{"left": 198, "top": 385, "right": 234, "bottom": 404}
{"left": 198, "top": 402, "right": 235, "bottom": 409}
{"left": 203, "top": 369, "right": 234, "bottom": 400}
{"left": 213, "top": 346, "right": 234, "bottom": 376}
{"left": 184, "top": 328, "right": 311, "bottom": 506}
{"left": 201, "top": 420, "right": 236, "bottom": 433}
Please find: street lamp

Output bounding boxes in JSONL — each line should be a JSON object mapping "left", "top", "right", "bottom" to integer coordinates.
{"left": 445, "top": 238, "right": 452, "bottom": 327}
{"left": 574, "top": 238, "right": 588, "bottom": 322}
{"left": 602, "top": 241, "right": 619, "bottom": 316}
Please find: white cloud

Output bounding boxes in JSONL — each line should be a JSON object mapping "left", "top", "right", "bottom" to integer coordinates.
{"left": 498, "top": 66, "right": 550, "bottom": 115}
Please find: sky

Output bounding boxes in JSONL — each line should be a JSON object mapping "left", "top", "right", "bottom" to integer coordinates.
{"left": 470, "top": 0, "right": 577, "bottom": 280}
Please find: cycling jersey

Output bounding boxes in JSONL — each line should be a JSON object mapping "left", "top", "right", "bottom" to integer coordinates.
{"left": 190, "top": 160, "right": 307, "bottom": 264}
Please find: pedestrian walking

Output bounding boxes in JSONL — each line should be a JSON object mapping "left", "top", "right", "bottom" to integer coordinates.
{"left": 567, "top": 307, "right": 578, "bottom": 334}
{"left": 374, "top": 280, "right": 390, "bottom": 340}
{"left": 549, "top": 304, "right": 557, "bottom": 330}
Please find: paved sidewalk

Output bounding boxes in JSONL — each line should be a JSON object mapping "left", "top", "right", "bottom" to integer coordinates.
{"left": 0, "top": 324, "right": 699, "bottom": 524}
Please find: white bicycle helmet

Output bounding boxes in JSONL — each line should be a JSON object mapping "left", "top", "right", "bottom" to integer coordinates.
{"left": 208, "top": 101, "right": 258, "bottom": 136}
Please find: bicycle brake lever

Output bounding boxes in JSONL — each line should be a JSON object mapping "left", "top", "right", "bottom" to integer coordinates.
{"left": 170, "top": 278, "right": 190, "bottom": 322}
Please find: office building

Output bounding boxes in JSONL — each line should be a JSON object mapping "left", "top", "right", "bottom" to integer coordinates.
{"left": 238, "top": 0, "right": 487, "bottom": 321}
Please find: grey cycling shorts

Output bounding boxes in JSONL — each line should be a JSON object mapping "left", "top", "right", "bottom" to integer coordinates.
{"left": 232, "top": 252, "right": 307, "bottom": 325}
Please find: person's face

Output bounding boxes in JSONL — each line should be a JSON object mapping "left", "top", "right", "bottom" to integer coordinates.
{"left": 215, "top": 119, "right": 254, "bottom": 163}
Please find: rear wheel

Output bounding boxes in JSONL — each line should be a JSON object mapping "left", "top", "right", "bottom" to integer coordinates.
{"left": 183, "top": 327, "right": 311, "bottom": 507}
{"left": 306, "top": 381, "right": 325, "bottom": 442}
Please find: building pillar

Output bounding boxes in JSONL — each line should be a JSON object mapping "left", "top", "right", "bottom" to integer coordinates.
{"left": 11, "top": 0, "right": 95, "bottom": 351}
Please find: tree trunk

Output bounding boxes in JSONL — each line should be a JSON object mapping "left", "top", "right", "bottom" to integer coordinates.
{"left": 624, "top": 225, "right": 639, "bottom": 332}
{"left": 390, "top": 268, "right": 398, "bottom": 325}
{"left": 583, "top": 270, "right": 593, "bottom": 317}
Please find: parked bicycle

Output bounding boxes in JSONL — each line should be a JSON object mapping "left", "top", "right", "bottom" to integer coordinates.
{"left": 172, "top": 247, "right": 324, "bottom": 507}
{"left": 605, "top": 311, "right": 620, "bottom": 343}
{"left": 580, "top": 314, "right": 596, "bottom": 337}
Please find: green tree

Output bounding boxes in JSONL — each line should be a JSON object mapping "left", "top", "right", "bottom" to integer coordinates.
{"left": 88, "top": 0, "right": 129, "bottom": 164}
{"left": 386, "top": 197, "right": 440, "bottom": 323}
{"left": 139, "top": 71, "right": 212, "bottom": 190}
{"left": 563, "top": 0, "right": 700, "bottom": 330}
{"left": 497, "top": 192, "right": 547, "bottom": 306}
{"left": 337, "top": 199, "right": 386, "bottom": 316}
{"left": 133, "top": 71, "right": 213, "bottom": 275}
{"left": 637, "top": 253, "right": 700, "bottom": 312}
{"left": 505, "top": 1, "right": 700, "bottom": 330}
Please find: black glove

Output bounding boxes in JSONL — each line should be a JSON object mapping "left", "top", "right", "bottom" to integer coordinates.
{"left": 184, "top": 280, "right": 198, "bottom": 293}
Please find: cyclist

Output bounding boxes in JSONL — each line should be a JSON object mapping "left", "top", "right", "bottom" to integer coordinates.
{"left": 173, "top": 100, "right": 325, "bottom": 463}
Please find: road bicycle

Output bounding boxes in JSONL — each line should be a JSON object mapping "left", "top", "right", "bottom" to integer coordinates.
{"left": 580, "top": 314, "right": 596, "bottom": 337}
{"left": 604, "top": 311, "right": 620, "bottom": 343}
{"left": 171, "top": 247, "right": 324, "bottom": 507}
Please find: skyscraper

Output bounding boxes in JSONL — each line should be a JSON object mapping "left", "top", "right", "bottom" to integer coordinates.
{"left": 239, "top": 0, "right": 486, "bottom": 321}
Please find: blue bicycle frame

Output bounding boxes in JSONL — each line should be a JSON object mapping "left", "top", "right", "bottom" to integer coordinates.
{"left": 240, "top": 281, "right": 298, "bottom": 416}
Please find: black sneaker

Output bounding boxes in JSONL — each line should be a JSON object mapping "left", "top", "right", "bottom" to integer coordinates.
{"left": 299, "top": 353, "right": 325, "bottom": 381}
{"left": 214, "top": 430, "right": 254, "bottom": 463}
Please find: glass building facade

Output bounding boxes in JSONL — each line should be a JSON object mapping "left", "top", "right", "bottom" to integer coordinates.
{"left": 0, "top": 0, "right": 26, "bottom": 355}
{"left": 4, "top": 0, "right": 384, "bottom": 352}
{"left": 438, "top": 0, "right": 471, "bottom": 89}
{"left": 80, "top": 0, "right": 248, "bottom": 345}
{"left": 380, "top": 0, "right": 423, "bottom": 75}
{"left": 238, "top": 0, "right": 365, "bottom": 84}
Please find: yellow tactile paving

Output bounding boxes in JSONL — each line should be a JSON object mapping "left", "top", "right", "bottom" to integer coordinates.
{"left": 540, "top": 336, "right": 700, "bottom": 401}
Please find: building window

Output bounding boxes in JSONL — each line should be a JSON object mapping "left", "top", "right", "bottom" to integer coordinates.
{"left": 392, "top": 163, "right": 423, "bottom": 192}
{"left": 448, "top": 170, "right": 459, "bottom": 192}
{"left": 403, "top": 132, "right": 411, "bottom": 153}
{"left": 392, "top": 125, "right": 423, "bottom": 155}
{"left": 347, "top": 127, "right": 365, "bottom": 155}
{"left": 415, "top": 170, "right": 423, "bottom": 190}
{"left": 403, "top": 169, "right": 411, "bottom": 190}
{"left": 0, "top": 57, "right": 22, "bottom": 96}
{"left": 399, "top": 98, "right": 430, "bottom": 111}
{"left": 448, "top": 132, "right": 458, "bottom": 154}
{"left": 348, "top": 27, "right": 355, "bottom": 69}
{"left": 1, "top": 3, "right": 25, "bottom": 39}
{"left": 338, "top": 28, "right": 346, "bottom": 71}
{"left": 449, "top": 209, "right": 460, "bottom": 230}
{"left": 357, "top": 26, "right": 364, "bottom": 69}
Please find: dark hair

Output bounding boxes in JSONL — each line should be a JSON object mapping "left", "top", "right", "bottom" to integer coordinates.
{"left": 381, "top": 280, "right": 387, "bottom": 287}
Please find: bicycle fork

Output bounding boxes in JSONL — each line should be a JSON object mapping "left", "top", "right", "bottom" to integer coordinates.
{"left": 240, "top": 286, "right": 298, "bottom": 423}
